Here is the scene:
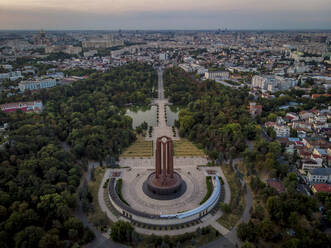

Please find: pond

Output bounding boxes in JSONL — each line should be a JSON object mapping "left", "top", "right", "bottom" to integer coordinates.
{"left": 166, "top": 105, "right": 179, "bottom": 126}
{"left": 126, "top": 105, "right": 157, "bottom": 128}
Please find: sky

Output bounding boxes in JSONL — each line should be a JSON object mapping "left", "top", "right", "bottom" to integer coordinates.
{"left": 0, "top": 0, "right": 331, "bottom": 30}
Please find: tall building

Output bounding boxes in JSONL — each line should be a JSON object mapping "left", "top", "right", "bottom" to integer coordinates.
{"left": 205, "top": 71, "right": 229, "bottom": 80}
{"left": 252, "top": 75, "right": 297, "bottom": 92}
{"left": 82, "top": 37, "right": 124, "bottom": 49}
{"left": 45, "top": 45, "right": 82, "bottom": 55}
{"left": 19, "top": 79, "right": 56, "bottom": 92}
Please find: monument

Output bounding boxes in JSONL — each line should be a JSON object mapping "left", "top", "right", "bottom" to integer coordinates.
{"left": 146, "top": 136, "right": 183, "bottom": 195}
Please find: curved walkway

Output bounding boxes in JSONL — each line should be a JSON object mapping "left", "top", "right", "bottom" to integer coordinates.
{"left": 75, "top": 163, "right": 127, "bottom": 248}
{"left": 95, "top": 68, "right": 253, "bottom": 247}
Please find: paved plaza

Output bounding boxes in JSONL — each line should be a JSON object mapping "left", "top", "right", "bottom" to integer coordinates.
{"left": 98, "top": 68, "right": 240, "bottom": 246}
{"left": 121, "top": 167, "right": 207, "bottom": 215}
{"left": 117, "top": 68, "right": 220, "bottom": 218}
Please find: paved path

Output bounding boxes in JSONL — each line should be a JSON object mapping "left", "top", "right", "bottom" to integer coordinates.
{"left": 75, "top": 163, "right": 127, "bottom": 248}
{"left": 222, "top": 158, "right": 254, "bottom": 246}
{"left": 158, "top": 68, "right": 164, "bottom": 99}
{"left": 122, "top": 167, "right": 206, "bottom": 215}
{"left": 98, "top": 168, "right": 118, "bottom": 222}
{"left": 218, "top": 166, "right": 231, "bottom": 205}
{"left": 95, "top": 68, "right": 255, "bottom": 247}
{"left": 215, "top": 79, "right": 240, "bottom": 89}
{"left": 134, "top": 207, "right": 225, "bottom": 236}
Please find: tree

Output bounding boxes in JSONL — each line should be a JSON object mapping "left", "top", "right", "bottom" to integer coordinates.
{"left": 252, "top": 204, "right": 265, "bottom": 220}
{"left": 237, "top": 221, "right": 257, "bottom": 242}
{"left": 110, "top": 221, "right": 134, "bottom": 242}
{"left": 241, "top": 241, "right": 255, "bottom": 248}
{"left": 14, "top": 226, "right": 44, "bottom": 248}
{"left": 266, "top": 196, "right": 283, "bottom": 222}
{"left": 259, "top": 219, "right": 274, "bottom": 240}
{"left": 38, "top": 232, "right": 61, "bottom": 248}
{"left": 282, "top": 238, "right": 300, "bottom": 248}
{"left": 267, "top": 113, "right": 277, "bottom": 122}
{"left": 220, "top": 203, "right": 231, "bottom": 214}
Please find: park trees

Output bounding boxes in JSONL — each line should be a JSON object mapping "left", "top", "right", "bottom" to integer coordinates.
{"left": 164, "top": 67, "right": 253, "bottom": 159}
{"left": 0, "top": 62, "right": 157, "bottom": 247}
{"left": 110, "top": 221, "right": 134, "bottom": 242}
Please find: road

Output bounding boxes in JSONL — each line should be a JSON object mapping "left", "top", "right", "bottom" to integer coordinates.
{"left": 206, "top": 158, "right": 253, "bottom": 248}
{"left": 215, "top": 79, "right": 240, "bottom": 89}
{"left": 75, "top": 162, "right": 127, "bottom": 248}
{"left": 78, "top": 68, "right": 253, "bottom": 248}
{"left": 158, "top": 68, "right": 164, "bottom": 99}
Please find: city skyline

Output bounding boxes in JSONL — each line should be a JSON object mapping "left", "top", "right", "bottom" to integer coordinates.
{"left": 1, "top": 0, "right": 331, "bottom": 30}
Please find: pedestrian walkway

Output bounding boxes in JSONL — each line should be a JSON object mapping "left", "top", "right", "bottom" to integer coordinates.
{"left": 97, "top": 68, "right": 237, "bottom": 244}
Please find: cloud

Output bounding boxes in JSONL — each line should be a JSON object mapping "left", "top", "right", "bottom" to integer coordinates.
{"left": 0, "top": 4, "right": 330, "bottom": 30}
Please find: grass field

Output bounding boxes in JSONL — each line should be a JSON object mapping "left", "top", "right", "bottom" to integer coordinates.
{"left": 121, "top": 137, "right": 153, "bottom": 158}
{"left": 173, "top": 139, "right": 205, "bottom": 157}
{"left": 217, "top": 164, "right": 245, "bottom": 230}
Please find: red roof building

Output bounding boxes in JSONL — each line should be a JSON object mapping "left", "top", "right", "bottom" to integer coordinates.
{"left": 267, "top": 178, "right": 285, "bottom": 193}
{"left": 312, "top": 184, "right": 331, "bottom": 194}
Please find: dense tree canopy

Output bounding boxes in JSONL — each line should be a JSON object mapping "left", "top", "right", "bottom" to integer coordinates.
{"left": 0, "top": 62, "right": 156, "bottom": 247}
{"left": 164, "top": 67, "right": 258, "bottom": 159}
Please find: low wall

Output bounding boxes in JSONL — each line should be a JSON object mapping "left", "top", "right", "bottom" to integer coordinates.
{"left": 108, "top": 176, "right": 221, "bottom": 226}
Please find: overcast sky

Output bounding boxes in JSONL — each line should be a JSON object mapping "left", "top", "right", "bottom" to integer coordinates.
{"left": 0, "top": 0, "right": 331, "bottom": 30}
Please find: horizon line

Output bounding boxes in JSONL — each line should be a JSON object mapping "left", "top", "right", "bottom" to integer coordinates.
{"left": 1, "top": 28, "right": 331, "bottom": 32}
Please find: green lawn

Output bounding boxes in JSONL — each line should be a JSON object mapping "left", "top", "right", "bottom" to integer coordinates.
{"left": 121, "top": 137, "right": 153, "bottom": 158}
{"left": 173, "top": 139, "right": 205, "bottom": 157}
{"left": 200, "top": 176, "right": 213, "bottom": 205}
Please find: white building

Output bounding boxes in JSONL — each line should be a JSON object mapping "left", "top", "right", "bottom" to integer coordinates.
{"left": 301, "top": 159, "right": 323, "bottom": 171}
{"left": 308, "top": 168, "right": 331, "bottom": 184}
{"left": 191, "top": 64, "right": 207, "bottom": 75}
{"left": 0, "top": 64, "right": 13, "bottom": 70}
{"left": 252, "top": 75, "right": 297, "bottom": 92}
{"left": 82, "top": 38, "right": 124, "bottom": 49}
{"left": 159, "top": 53, "right": 168, "bottom": 61}
{"left": 274, "top": 124, "right": 290, "bottom": 137}
{"left": 19, "top": 79, "right": 57, "bottom": 92}
{"left": 0, "top": 71, "right": 23, "bottom": 81}
{"left": 65, "top": 45, "right": 82, "bottom": 55}
{"left": 179, "top": 64, "right": 193, "bottom": 72}
{"left": 205, "top": 71, "right": 229, "bottom": 80}
{"left": 84, "top": 50, "right": 98, "bottom": 58}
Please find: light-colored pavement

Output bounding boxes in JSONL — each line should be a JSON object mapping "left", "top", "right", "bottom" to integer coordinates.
{"left": 96, "top": 68, "right": 253, "bottom": 247}
{"left": 215, "top": 79, "right": 240, "bottom": 89}
{"left": 76, "top": 163, "right": 127, "bottom": 248}
{"left": 122, "top": 167, "right": 206, "bottom": 215}
{"left": 158, "top": 69, "right": 164, "bottom": 99}
{"left": 98, "top": 169, "right": 118, "bottom": 222}
{"left": 134, "top": 206, "right": 225, "bottom": 236}
{"left": 218, "top": 166, "right": 231, "bottom": 205}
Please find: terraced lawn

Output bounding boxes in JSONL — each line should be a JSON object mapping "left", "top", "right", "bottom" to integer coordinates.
{"left": 121, "top": 137, "right": 153, "bottom": 158}
{"left": 173, "top": 139, "right": 205, "bottom": 157}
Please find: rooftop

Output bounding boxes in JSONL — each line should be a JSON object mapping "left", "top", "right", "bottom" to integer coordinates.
{"left": 312, "top": 184, "right": 331, "bottom": 193}
{"left": 309, "top": 168, "right": 331, "bottom": 176}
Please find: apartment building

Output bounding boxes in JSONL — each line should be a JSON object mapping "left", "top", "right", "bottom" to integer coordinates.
{"left": 252, "top": 75, "right": 297, "bottom": 92}
{"left": 308, "top": 168, "right": 331, "bottom": 184}
{"left": 19, "top": 79, "right": 56, "bottom": 92}
{"left": 205, "top": 71, "right": 229, "bottom": 80}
